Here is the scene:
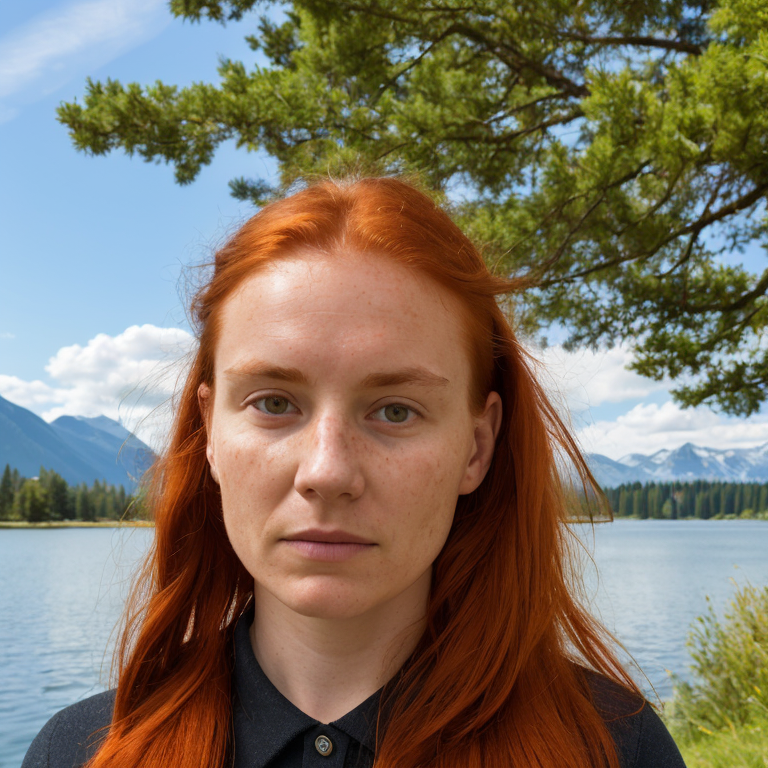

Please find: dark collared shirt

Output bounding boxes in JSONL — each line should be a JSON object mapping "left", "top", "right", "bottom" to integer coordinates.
{"left": 231, "top": 606, "right": 379, "bottom": 768}
{"left": 22, "top": 607, "right": 687, "bottom": 768}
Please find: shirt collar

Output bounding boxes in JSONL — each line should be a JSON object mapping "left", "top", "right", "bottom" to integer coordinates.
{"left": 232, "top": 604, "right": 381, "bottom": 767}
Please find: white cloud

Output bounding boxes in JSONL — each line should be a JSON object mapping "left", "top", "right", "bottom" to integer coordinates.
{"left": 533, "top": 344, "right": 669, "bottom": 412}
{"left": 577, "top": 400, "right": 768, "bottom": 459}
{"left": 4, "top": 329, "right": 767, "bottom": 461}
{"left": 0, "top": 332, "right": 15, "bottom": 339}
{"left": 519, "top": 342, "right": 768, "bottom": 460}
{"left": 0, "top": 0, "right": 170, "bottom": 118}
{"left": 0, "top": 375, "right": 64, "bottom": 408}
{"left": 0, "top": 324, "right": 194, "bottom": 450}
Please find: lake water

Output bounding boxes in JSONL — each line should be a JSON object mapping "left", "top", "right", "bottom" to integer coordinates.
{"left": 2, "top": 520, "right": 767, "bottom": 767}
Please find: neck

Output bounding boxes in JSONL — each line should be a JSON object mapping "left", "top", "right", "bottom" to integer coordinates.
{"left": 249, "top": 572, "right": 430, "bottom": 723}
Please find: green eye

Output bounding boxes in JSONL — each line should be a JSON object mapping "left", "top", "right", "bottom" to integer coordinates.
{"left": 259, "top": 396, "right": 291, "bottom": 414}
{"left": 383, "top": 404, "right": 410, "bottom": 423}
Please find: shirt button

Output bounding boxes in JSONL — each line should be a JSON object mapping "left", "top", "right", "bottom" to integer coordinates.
{"left": 314, "top": 734, "right": 333, "bottom": 756}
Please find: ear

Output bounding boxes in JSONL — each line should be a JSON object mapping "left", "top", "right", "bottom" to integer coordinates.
{"left": 458, "top": 391, "right": 502, "bottom": 495}
{"left": 197, "top": 383, "right": 219, "bottom": 485}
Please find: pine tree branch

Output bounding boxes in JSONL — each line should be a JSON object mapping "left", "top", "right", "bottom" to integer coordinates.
{"left": 542, "top": 182, "right": 768, "bottom": 287}
{"left": 448, "top": 24, "right": 590, "bottom": 98}
{"left": 562, "top": 32, "right": 703, "bottom": 56}
{"left": 684, "top": 269, "right": 768, "bottom": 315}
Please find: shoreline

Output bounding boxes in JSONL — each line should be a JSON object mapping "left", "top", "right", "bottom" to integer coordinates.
{"left": 0, "top": 521, "right": 153, "bottom": 529}
{"left": 1, "top": 518, "right": 765, "bottom": 529}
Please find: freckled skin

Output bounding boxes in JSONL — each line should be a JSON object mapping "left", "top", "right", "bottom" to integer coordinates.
{"left": 202, "top": 251, "right": 501, "bottom": 622}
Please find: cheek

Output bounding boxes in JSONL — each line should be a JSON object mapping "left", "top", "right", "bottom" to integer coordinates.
{"left": 377, "top": 439, "right": 468, "bottom": 544}
{"left": 214, "top": 431, "right": 292, "bottom": 522}
{"left": 213, "top": 436, "right": 295, "bottom": 580}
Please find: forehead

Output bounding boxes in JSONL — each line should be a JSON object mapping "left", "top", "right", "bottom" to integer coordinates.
{"left": 213, "top": 251, "right": 473, "bottom": 386}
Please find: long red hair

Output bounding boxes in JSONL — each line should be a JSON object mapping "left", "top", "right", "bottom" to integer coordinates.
{"left": 91, "top": 177, "right": 639, "bottom": 768}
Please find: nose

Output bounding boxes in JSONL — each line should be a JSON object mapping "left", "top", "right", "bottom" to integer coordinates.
{"left": 294, "top": 411, "right": 365, "bottom": 502}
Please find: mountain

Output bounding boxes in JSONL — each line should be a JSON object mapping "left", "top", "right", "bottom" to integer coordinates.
{"left": 50, "top": 415, "right": 154, "bottom": 489}
{"left": 585, "top": 453, "right": 651, "bottom": 487}
{"left": 587, "top": 442, "right": 768, "bottom": 487}
{"left": 0, "top": 396, "right": 111, "bottom": 487}
{"left": 3, "top": 391, "right": 767, "bottom": 490}
{"left": 0, "top": 395, "right": 154, "bottom": 489}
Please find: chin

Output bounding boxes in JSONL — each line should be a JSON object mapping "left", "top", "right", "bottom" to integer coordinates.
{"left": 278, "top": 579, "right": 378, "bottom": 621}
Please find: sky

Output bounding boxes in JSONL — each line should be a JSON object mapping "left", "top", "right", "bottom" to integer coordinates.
{"left": 1, "top": 0, "right": 767, "bottom": 459}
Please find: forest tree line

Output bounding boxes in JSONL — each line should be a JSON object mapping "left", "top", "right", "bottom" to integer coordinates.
{"left": 3, "top": 464, "right": 768, "bottom": 522}
{"left": 603, "top": 480, "right": 768, "bottom": 520}
{"left": 0, "top": 464, "right": 145, "bottom": 522}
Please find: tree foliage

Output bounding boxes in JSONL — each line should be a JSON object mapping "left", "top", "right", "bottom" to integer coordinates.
{"left": 57, "top": 0, "right": 768, "bottom": 413}
{"left": 604, "top": 479, "right": 768, "bottom": 518}
{"left": 0, "top": 464, "right": 143, "bottom": 523}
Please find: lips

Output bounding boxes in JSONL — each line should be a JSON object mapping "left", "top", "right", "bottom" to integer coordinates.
{"left": 281, "top": 529, "right": 376, "bottom": 562}
{"left": 282, "top": 528, "right": 374, "bottom": 545}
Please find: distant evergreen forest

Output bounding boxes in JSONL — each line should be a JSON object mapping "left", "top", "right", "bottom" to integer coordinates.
{"left": 3, "top": 463, "right": 768, "bottom": 523}
{"left": 603, "top": 480, "right": 768, "bottom": 520}
{"left": 0, "top": 464, "right": 145, "bottom": 522}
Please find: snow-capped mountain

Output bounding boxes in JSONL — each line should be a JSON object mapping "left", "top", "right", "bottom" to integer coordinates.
{"left": 3, "top": 390, "right": 766, "bottom": 490}
{"left": 588, "top": 442, "right": 768, "bottom": 487}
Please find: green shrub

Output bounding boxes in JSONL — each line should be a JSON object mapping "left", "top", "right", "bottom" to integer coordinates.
{"left": 676, "top": 715, "right": 768, "bottom": 768}
{"left": 667, "top": 583, "right": 768, "bottom": 745}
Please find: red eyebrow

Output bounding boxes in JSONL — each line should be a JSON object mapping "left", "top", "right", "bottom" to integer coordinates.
{"left": 223, "top": 362, "right": 449, "bottom": 389}
{"left": 223, "top": 363, "right": 310, "bottom": 385}
{"left": 361, "top": 367, "right": 449, "bottom": 388}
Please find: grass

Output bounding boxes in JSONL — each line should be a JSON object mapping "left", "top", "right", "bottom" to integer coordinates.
{"left": 665, "top": 583, "right": 768, "bottom": 767}
{"left": 676, "top": 716, "right": 768, "bottom": 768}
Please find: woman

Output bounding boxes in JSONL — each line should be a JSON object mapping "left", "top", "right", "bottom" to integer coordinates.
{"left": 23, "top": 176, "right": 686, "bottom": 768}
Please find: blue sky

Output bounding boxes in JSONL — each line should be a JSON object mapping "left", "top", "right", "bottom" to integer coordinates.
{"left": 0, "top": 0, "right": 266, "bottom": 374}
{"left": 1, "top": 0, "right": 767, "bottom": 458}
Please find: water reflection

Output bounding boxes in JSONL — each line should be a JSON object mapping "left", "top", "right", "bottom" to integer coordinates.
{"left": 0, "top": 528, "right": 150, "bottom": 767}
{"left": 2, "top": 521, "right": 768, "bottom": 767}
{"left": 574, "top": 520, "right": 768, "bottom": 700}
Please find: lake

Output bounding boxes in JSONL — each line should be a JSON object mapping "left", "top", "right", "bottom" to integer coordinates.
{"left": 2, "top": 520, "right": 767, "bottom": 767}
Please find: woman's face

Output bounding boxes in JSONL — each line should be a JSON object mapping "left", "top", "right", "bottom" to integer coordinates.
{"left": 201, "top": 251, "right": 500, "bottom": 621}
